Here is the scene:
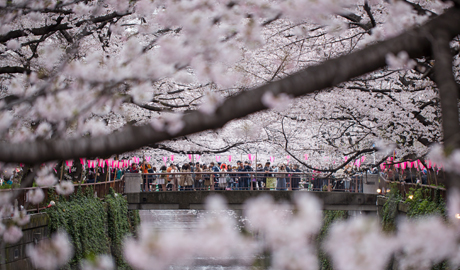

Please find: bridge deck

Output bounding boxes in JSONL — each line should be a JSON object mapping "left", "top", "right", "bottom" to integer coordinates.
{"left": 127, "top": 191, "right": 378, "bottom": 211}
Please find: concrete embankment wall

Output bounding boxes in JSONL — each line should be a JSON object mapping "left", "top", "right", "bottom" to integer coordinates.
{"left": 1, "top": 213, "right": 49, "bottom": 270}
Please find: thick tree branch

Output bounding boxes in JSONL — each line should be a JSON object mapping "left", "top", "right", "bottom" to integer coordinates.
{"left": 1, "top": 8, "right": 460, "bottom": 164}
{"left": 0, "top": 66, "right": 30, "bottom": 74}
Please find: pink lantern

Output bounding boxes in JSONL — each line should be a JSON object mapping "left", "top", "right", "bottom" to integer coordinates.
{"left": 344, "top": 156, "right": 348, "bottom": 162}
{"left": 407, "top": 161, "right": 412, "bottom": 168}
{"left": 195, "top": 154, "right": 201, "bottom": 162}
{"left": 216, "top": 156, "right": 221, "bottom": 162}
{"left": 229, "top": 155, "right": 232, "bottom": 162}
{"left": 304, "top": 154, "right": 309, "bottom": 161}
{"left": 113, "top": 160, "right": 119, "bottom": 167}
{"left": 380, "top": 163, "right": 385, "bottom": 170}
{"left": 171, "top": 155, "right": 174, "bottom": 162}
{"left": 188, "top": 154, "right": 192, "bottom": 161}
{"left": 361, "top": 156, "right": 366, "bottom": 163}
{"left": 395, "top": 163, "right": 400, "bottom": 169}
{"left": 65, "top": 160, "right": 73, "bottom": 173}
{"left": 146, "top": 156, "right": 151, "bottom": 163}
{"left": 80, "top": 158, "right": 86, "bottom": 165}
{"left": 248, "top": 154, "right": 252, "bottom": 161}
{"left": 65, "top": 160, "right": 73, "bottom": 167}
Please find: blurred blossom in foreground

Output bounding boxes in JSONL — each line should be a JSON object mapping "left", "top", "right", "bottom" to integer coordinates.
{"left": 124, "top": 195, "right": 255, "bottom": 270}
{"left": 386, "top": 51, "right": 416, "bottom": 70}
{"left": 428, "top": 144, "right": 460, "bottom": 174}
{"left": 375, "top": 139, "right": 396, "bottom": 156}
{"left": 35, "top": 167, "right": 58, "bottom": 187}
{"left": 13, "top": 208, "right": 30, "bottom": 226}
{"left": 397, "top": 216, "right": 456, "bottom": 270}
{"left": 3, "top": 225, "right": 23, "bottom": 243}
{"left": 122, "top": 192, "right": 460, "bottom": 270}
{"left": 27, "top": 188, "right": 45, "bottom": 205}
{"left": 27, "top": 231, "right": 73, "bottom": 270}
{"left": 261, "top": 92, "right": 292, "bottom": 111}
{"left": 55, "top": 180, "right": 75, "bottom": 195}
{"left": 324, "top": 217, "right": 396, "bottom": 270}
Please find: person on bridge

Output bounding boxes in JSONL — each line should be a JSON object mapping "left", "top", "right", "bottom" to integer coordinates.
{"left": 159, "top": 165, "right": 168, "bottom": 191}
{"left": 179, "top": 163, "right": 194, "bottom": 191}
{"left": 263, "top": 162, "right": 272, "bottom": 190}
{"left": 202, "top": 164, "right": 213, "bottom": 190}
{"left": 210, "top": 162, "right": 221, "bottom": 190}
{"left": 194, "top": 163, "right": 203, "bottom": 191}
{"left": 167, "top": 164, "right": 178, "bottom": 191}
{"left": 256, "top": 163, "right": 264, "bottom": 190}
{"left": 127, "top": 163, "right": 139, "bottom": 173}
{"left": 276, "top": 164, "right": 287, "bottom": 190}
{"left": 291, "top": 164, "right": 301, "bottom": 190}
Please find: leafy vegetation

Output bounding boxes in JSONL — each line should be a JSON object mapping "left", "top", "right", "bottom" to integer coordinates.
{"left": 46, "top": 187, "right": 139, "bottom": 269}
{"left": 405, "top": 187, "right": 445, "bottom": 218}
{"left": 317, "top": 210, "right": 348, "bottom": 270}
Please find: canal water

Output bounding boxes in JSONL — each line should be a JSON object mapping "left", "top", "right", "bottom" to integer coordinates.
{"left": 139, "top": 210, "right": 253, "bottom": 270}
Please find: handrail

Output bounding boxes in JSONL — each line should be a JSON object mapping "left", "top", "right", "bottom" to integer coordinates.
{"left": 1, "top": 179, "right": 125, "bottom": 213}
{"left": 379, "top": 174, "right": 446, "bottom": 199}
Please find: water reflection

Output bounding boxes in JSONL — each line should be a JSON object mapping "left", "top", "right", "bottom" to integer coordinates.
{"left": 139, "top": 210, "right": 255, "bottom": 270}
{"left": 139, "top": 210, "right": 245, "bottom": 231}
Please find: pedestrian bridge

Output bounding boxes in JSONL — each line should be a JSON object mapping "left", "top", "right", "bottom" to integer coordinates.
{"left": 126, "top": 191, "right": 379, "bottom": 212}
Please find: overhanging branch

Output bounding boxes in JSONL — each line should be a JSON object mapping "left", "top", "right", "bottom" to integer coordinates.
{"left": 1, "top": 8, "right": 460, "bottom": 164}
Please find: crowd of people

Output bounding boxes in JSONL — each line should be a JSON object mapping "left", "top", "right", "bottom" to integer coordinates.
{"left": 104, "top": 160, "right": 305, "bottom": 191}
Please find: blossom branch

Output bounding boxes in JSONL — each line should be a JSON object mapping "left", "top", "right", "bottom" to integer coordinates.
{"left": 1, "top": 8, "right": 460, "bottom": 163}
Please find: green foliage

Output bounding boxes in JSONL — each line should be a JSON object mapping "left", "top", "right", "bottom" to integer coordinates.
{"left": 46, "top": 186, "right": 110, "bottom": 269}
{"left": 0, "top": 183, "right": 20, "bottom": 189}
{"left": 317, "top": 210, "right": 348, "bottom": 270}
{"left": 405, "top": 187, "right": 445, "bottom": 218}
{"left": 381, "top": 184, "right": 445, "bottom": 233}
{"left": 105, "top": 188, "right": 131, "bottom": 269}
{"left": 381, "top": 183, "right": 402, "bottom": 232}
{"left": 46, "top": 187, "right": 136, "bottom": 269}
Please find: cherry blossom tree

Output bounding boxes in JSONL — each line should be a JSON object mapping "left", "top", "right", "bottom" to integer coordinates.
{"left": 1, "top": 1, "right": 460, "bottom": 269}
{"left": 0, "top": 0, "right": 459, "bottom": 183}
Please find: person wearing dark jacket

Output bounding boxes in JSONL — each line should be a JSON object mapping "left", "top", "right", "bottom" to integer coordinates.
{"left": 263, "top": 162, "right": 272, "bottom": 190}
{"left": 291, "top": 164, "right": 301, "bottom": 190}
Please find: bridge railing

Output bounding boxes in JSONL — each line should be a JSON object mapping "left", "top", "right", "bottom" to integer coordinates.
{"left": 0, "top": 179, "right": 124, "bottom": 213}
{"left": 137, "top": 171, "right": 364, "bottom": 192}
{"left": 379, "top": 174, "right": 446, "bottom": 199}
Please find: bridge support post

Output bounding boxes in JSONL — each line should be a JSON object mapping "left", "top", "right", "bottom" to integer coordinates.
{"left": 125, "top": 173, "right": 143, "bottom": 193}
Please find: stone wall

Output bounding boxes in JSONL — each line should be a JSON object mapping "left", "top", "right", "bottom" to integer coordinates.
{"left": 0, "top": 213, "right": 49, "bottom": 270}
